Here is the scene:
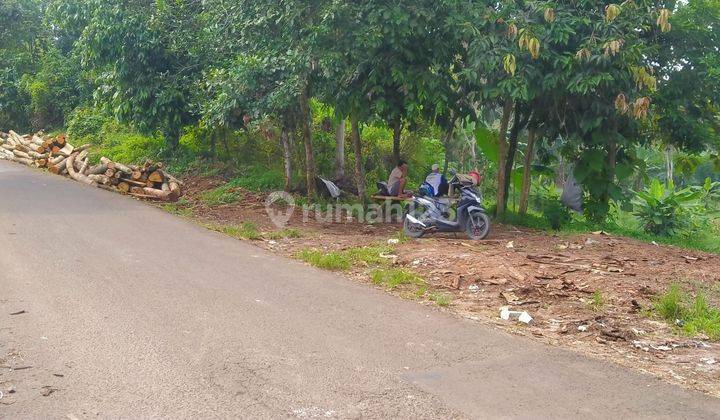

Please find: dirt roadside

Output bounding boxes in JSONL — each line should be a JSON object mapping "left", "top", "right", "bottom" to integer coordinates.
{"left": 163, "top": 176, "right": 720, "bottom": 397}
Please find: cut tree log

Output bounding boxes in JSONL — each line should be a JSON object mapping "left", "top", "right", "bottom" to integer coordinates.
{"left": 117, "top": 182, "right": 131, "bottom": 193}
{"left": 1, "top": 129, "right": 184, "bottom": 201}
{"left": 147, "top": 170, "right": 165, "bottom": 183}
{"left": 13, "top": 149, "right": 30, "bottom": 160}
{"left": 86, "top": 163, "right": 108, "bottom": 175}
{"left": 65, "top": 153, "right": 96, "bottom": 186}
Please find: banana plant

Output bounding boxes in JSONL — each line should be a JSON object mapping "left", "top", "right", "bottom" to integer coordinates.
{"left": 632, "top": 179, "right": 702, "bottom": 236}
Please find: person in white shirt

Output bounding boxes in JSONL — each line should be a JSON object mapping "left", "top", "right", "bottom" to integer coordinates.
{"left": 424, "top": 164, "right": 448, "bottom": 197}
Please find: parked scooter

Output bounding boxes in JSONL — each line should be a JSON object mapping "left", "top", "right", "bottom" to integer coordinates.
{"left": 403, "top": 181, "right": 491, "bottom": 240}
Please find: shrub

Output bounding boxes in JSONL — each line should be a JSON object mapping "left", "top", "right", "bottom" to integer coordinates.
{"left": 632, "top": 179, "right": 701, "bottom": 236}
{"left": 538, "top": 185, "right": 572, "bottom": 230}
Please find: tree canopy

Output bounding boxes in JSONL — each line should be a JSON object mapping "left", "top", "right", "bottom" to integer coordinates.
{"left": 1, "top": 0, "right": 718, "bottom": 219}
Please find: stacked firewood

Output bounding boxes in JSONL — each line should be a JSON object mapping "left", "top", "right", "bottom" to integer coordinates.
{"left": 0, "top": 130, "right": 183, "bottom": 202}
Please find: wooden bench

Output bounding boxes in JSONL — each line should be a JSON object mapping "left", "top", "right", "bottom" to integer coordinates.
{"left": 370, "top": 195, "right": 413, "bottom": 202}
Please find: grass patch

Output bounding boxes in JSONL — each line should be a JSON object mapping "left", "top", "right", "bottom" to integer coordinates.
{"left": 501, "top": 207, "right": 720, "bottom": 255}
{"left": 265, "top": 228, "right": 301, "bottom": 240}
{"left": 370, "top": 268, "right": 425, "bottom": 289}
{"left": 653, "top": 284, "right": 720, "bottom": 340}
{"left": 199, "top": 184, "right": 241, "bottom": 206}
{"left": 297, "top": 249, "right": 351, "bottom": 271}
{"left": 206, "top": 222, "right": 262, "bottom": 240}
{"left": 345, "top": 245, "right": 394, "bottom": 266}
{"left": 159, "top": 200, "right": 194, "bottom": 218}
{"left": 224, "top": 166, "right": 286, "bottom": 192}
{"left": 429, "top": 292, "right": 452, "bottom": 307}
{"left": 589, "top": 291, "right": 605, "bottom": 311}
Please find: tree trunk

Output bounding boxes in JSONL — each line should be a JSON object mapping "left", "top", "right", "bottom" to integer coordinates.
{"left": 465, "top": 129, "right": 477, "bottom": 170}
{"left": 518, "top": 127, "right": 537, "bottom": 215}
{"left": 281, "top": 127, "right": 293, "bottom": 193}
{"left": 351, "top": 114, "right": 366, "bottom": 201}
{"left": 442, "top": 119, "right": 457, "bottom": 177}
{"left": 210, "top": 130, "right": 217, "bottom": 162}
{"left": 665, "top": 145, "right": 674, "bottom": 184}
{"left": 495, "top": 98, "right": 514, "bottom": 218}
{"left": 392, "top": 120, "right": 402, "bottom": 164}
{"left": 502, "top": 105, "right": 530, "bottom": 211}
{"left": 299, "top": 90, "right": 316, "bottom": 199}
{"left": 334, "top": 119, "right": 346, "bottom": 180}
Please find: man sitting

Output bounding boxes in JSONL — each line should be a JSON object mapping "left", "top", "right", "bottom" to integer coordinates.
{"left": 423, "top": 164, "right": 449, "bottom": 197}
{"left": 387, "top": 159, "right": 410, "bottom": 197}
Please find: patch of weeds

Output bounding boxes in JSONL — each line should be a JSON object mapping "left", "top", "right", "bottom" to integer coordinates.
{"left": 653, "top": 284, "right": 720, "bottom": 340}
{"left": 265, "top": 228, "right": 301, "bottom": 240}
{"left": 429, "top": 292, "right": 452, "bottom": 307}
{"left": 654, "top": 285, "right": 684, "bottom": 321}
{"left": 415, "top": 285, "right": 428, "bottom": 299}
{"left": 370, "top": 268, "right": 425, "bottom": 290}
{"left": 589, "top": 291, "right": 605, "bottom": 311}
{"left": 199, "top": 184, "right": 240, "bottom": 206}
{"left": 159, "top": 201, "right": 193, "bottom": 218}
{"left": 207, "top": 222, "right": 262, "bottom": 240}
{"left": 345, "top": 245, "right": 393, "bottom": 267}
{"left": 297, "top": 249, "right": 351, "bottom": 271}
{"left": 393, "top": 230, "right": 410, "bottom": 244}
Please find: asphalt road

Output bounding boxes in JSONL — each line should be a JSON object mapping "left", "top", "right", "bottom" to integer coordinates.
{"left": 1, "top": 159, "right": 719, "bottom": 419}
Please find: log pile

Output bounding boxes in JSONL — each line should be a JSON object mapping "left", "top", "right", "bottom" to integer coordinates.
{"left": 0, "top": 130, "right": 183, "bottom": 202}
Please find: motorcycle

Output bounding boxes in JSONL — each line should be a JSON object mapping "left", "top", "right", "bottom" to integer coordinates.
{"left": 403, "top": 182, "right": 491, "bottom": 240}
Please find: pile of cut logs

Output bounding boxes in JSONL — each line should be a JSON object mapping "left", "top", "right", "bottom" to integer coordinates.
{"left": 0, "top": 130, "right": 183, "bottom": 201}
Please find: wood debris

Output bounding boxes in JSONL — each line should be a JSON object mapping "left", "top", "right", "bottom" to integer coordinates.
{"left": 0, "top": 130, "right": 183, "bottom": 202}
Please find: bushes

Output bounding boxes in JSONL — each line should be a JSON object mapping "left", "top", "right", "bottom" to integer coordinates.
{"left": 632, "top": 179, "right": 701, "bottom": 236}
{"left": 538, "top": 185, "right": 572, "bottom": 230}
{"left": 66, "top": 107, "right": 166, "bottom": 164}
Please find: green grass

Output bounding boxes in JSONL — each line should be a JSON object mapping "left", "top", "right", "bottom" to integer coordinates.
{"left": 589, "top": 291, "right": 605, "bottom": 311}
{"left": 429, "top": 292, "right": 453, "bottom": 307}
{"left": 370, "top": 268, "right": 426, "bottom": 289}
{"left": 265, "top": 228, "right": 301, "bottom": 240}
{"left": 345, "top": 245, "right": 394, "bottom": 266}
{"left": 653, "top": 285, "right": 720, "bottom": 340}
{"left": 206, "top": 221, "right": 262, "bottom": 240}
{"left": 501, "top": 207, "right": 720, "bottom": 255}
{"left": 159, "top": 199, "right": 194, "bottom": 218}
{"left": 296, "top": 249, "right": 352, "bottom": 271}
{"left": 223, "top": 166, "right": 286, "bottom": 192}
{"left": 199, "top": 184, "right": 241, "bottom": 206}
{"left": 295, "top": 244, "right": 395, "bottom": 271}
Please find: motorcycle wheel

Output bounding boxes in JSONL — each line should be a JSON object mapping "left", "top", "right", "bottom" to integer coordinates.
{"left": 465, "top": 212, "right": 491, "bottom": 240}
{"left": 403, "top": 216, "right": 426, "bottom": 238}
{"left": 403, "top": 204, "right": 427, "bottom": 238}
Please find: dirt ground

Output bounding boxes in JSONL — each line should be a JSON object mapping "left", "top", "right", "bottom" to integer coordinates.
{"left": 170, "top": 176, "right": 720, "bottom": 397}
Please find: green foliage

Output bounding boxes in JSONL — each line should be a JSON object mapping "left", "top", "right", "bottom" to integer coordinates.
{"left": 654, "top": 285, "right": 720, "bottom": 341}
{"left": 633, "top": 179, "right": 701, "bottom": 236}
{"left": 535, "top": 185, "right": 572, "bottom": 230}
{"left": 225, "top": 167, "right": 286, "bottom": 192}
{"left": 297, "top": 249, "right": 351, "bottom": 271}
{"left": 370, "top": 268, "right": 425, "bottom": 290}
{"left": 199, "top": 185, "right": 241, "bottom": 207}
